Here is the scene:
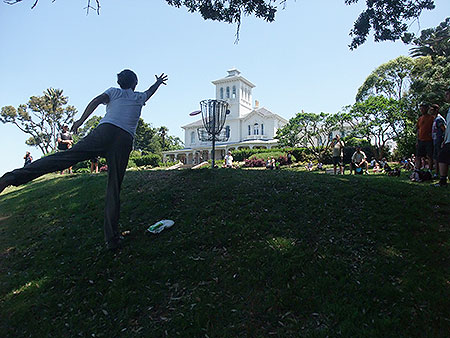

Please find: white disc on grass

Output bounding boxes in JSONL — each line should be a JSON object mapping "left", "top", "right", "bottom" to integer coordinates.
{"left": 147, "top": 219, "right": 175, "bottom": 234}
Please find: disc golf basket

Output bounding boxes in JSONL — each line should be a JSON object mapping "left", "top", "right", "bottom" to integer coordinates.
{"left": 197, "top": 99, "right": 230, "bottom": 168}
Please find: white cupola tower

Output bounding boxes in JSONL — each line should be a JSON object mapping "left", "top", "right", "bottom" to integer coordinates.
{"left": 212, "top": 68, "right": 255, "bottom": 119}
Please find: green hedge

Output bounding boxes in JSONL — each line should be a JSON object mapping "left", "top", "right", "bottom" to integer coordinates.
{"left": 129, "top": 153, "right": 161, "bottom": 168}
{"left": 231, "top": 147, "right": 312, "bottom": 162}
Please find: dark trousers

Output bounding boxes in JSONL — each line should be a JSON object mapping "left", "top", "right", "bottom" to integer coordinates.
{"left": 4, "top": 123, "right": 133, "bottom": 246}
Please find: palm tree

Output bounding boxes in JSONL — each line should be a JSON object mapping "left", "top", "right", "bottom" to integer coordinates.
{"left": 159, "top": 126, "right": 168, "bottom": 150}
{"left": 409, "top": 18, "right": 450, "bottom": 59}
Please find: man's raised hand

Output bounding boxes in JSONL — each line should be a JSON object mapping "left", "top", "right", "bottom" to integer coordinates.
{"left": 156, "top": 73, "right": 168, "bottom": 85}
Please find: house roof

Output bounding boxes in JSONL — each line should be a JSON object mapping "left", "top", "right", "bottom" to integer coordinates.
{"left": 242, "top": 107, "right": 288, "bottom": 124}
{"left": 182, "top": 107, "right": 288, "bottom": 129}
{"left": 211, "top": 68, "right": 256, "bottom": 88}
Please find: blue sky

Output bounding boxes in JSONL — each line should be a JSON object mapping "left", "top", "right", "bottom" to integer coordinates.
{"left": 1, "top": 0, "right": 449, "bottom": 174}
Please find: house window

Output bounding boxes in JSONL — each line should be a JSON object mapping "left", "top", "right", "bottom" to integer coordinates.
{"left": 225, "top": 125, "right": 230, "bottom": 138}
{"left": 232, "top": 86, "right": 236, "bottom": 99}
{"left": 226, "top": 87, "right": 230, "bottom": 98}
{"left": 253, "top": 123, "right": 259, "bottom": 135}
{"left": 261, "top": 124, "right": 264, "bottom": 135}
{"left": 248, "top": 125, "right": 251, "bottom": 136}
{"left": 220, "top": 87, "right": 224, "bottom": 99}
{"left": 191, "top": 131, "right": 195, "bottom": 144}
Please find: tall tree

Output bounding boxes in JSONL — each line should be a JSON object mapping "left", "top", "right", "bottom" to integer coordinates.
{"left": 5, "top": 0, "right": 436, "bottom": 49}
{"left": 356, "top": 56, "right": 415, "bottom": 102}
{"left": 276, "top": 111, "right": 347, "bottom": 159}
{"left": 0, "top": 88, "right": 77, "bottom": 155}
{"left": 349, "top": 96, "right": 405, "bottom": 159}
{"left": 158, "top": 126, "right": 168, "bottom": 149}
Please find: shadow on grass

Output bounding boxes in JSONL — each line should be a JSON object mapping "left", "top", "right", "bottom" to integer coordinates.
{"left": 0, "top": 168, "right": 449, "bottom": 337}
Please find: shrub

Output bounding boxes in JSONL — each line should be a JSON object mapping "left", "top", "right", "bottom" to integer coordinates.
{"left": 129, "top": 154, "right": 161, "bottom": 168}
{"left": 232, "top": 148, "right": 286, "bottom": 161}
{"left": 127, "top": 160, "right": 137, "bottom": 169}
{"left": 244, "top": 158, "right": 266, "bottom": 167}
{"left": 158, "top": 161, "right": 178, "bottom": 167}
{"left": 75, "top": 168, "right": 90, "bottom": 174}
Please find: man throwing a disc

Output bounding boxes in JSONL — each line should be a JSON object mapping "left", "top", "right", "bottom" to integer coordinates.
{"left": 0, "top": 70, "right": 168, "bottom": 250}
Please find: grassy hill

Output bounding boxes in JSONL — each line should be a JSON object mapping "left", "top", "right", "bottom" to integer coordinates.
{"left": 0, "top": 168, "right": 449, "bottom": 337}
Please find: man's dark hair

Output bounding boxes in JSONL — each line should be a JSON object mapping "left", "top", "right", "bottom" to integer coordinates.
{"left": 117, "top": 69, "right": 138, "bottom": 89}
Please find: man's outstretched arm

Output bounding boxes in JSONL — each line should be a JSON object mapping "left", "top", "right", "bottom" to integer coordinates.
{"left": 71, "top": 93, "right": 109, "bottom": 133}
{"left": 144, "top": 73, "right": 168, "bottom": 102}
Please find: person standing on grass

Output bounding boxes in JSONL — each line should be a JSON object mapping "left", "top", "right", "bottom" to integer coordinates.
{"left": 331, "top": 134, "right": 344, "bottom": 175}
{"left": 57, "top": 124, "right": 74, "bottom": 174}
{"left": 435, "top": 86, "right": 450, "bottom": 187}
{"left": 0, "top": 69, "right": 168, "bottom": 250}
{"left": 224, "top": 151, "right": 233, "bottom": 168}
{"left": 23, "top": 151, "right": 33, "bottom": 167}
{"left": 415, "top": 102, "right": 434, "bottom": 170}
{"left": 430, "top": 103, "right": 446, "bottom": 178}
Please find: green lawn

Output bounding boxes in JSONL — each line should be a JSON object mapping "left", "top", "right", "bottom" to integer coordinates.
{"left": 0, "top": 168, "right": 449, "bottom": 337}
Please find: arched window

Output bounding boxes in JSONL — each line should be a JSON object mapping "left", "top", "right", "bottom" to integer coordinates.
{"left": 261, "top": 124, "right": 264, "bottom": 135}
{"left": 191, "top": 131, "right": 195, "bottom": 144}
{"left": 232, "top": 86, "right": 236, "bottom": 99}
{"left": 248, "top": 125, "right": 251, "bottom": 136}
{"left": 253, "top": 123, "right": 259, "bottom": 135}
{"left": 226, "top": 87, "right": 230, "bottom": 99}
{"left": 220, "top": 87, "right": 224, "bottom": 99}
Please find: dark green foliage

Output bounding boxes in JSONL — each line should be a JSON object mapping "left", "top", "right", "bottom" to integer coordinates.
{"left": 403, "top": 17, "right": 450, "bottom": 59}
{"left": 7, "top": 0, "right": 436, "bottom": 49}
{"left": 346, "top": 0, "right": 435, "bottom": 49}
{"left": 134, "top": 118, "right": 184, "bottom": 154}
{"left": 230, "top": 147, "right": 312, "bottom": 163}
{"left": 130, "top": 153, "right": 162, "bottom": 167}
{"left": 231, "top": 148, "right": 283, "bottom": 161}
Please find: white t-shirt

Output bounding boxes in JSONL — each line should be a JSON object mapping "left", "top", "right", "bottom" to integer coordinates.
{"left": 445, "top": 108, "right": 450, "bottom": 144}
{"left": 352, "top": 151, "right": 366, "bottom": 163}
{"left": 225, "top": 154, "right": 233, "bottom": 166}
{"left": 99, "top": 87, "right": 148, "bottom": 136}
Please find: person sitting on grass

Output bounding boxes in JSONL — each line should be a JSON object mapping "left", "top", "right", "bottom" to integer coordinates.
{"left": 0, "top": 69, "right": 168, "bottom": 251}
{"left": 382, "top": 161, "right": 392, "bottom": 173}
{"left": 350, "top": 147, "right": 368, "bottom": 174}
{"left": 373, "top": 161, "right": 381, "bottom": 173}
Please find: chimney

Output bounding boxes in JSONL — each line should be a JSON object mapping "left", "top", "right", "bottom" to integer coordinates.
{"left": 255, "top": 100, "right": 259, "bottom": 108}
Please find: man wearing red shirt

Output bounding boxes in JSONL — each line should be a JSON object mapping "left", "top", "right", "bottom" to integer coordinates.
{"left": 415, "top": 102, "right": 434, "bottom": 170}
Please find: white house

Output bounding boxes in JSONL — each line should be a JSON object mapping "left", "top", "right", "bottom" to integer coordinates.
{"left": 163, "top": 69, "right": 288, "bottom": 164}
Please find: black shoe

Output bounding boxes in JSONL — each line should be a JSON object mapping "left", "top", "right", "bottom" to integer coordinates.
{"left": 107, "top": 238, "right": 123, "bottom": 251}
